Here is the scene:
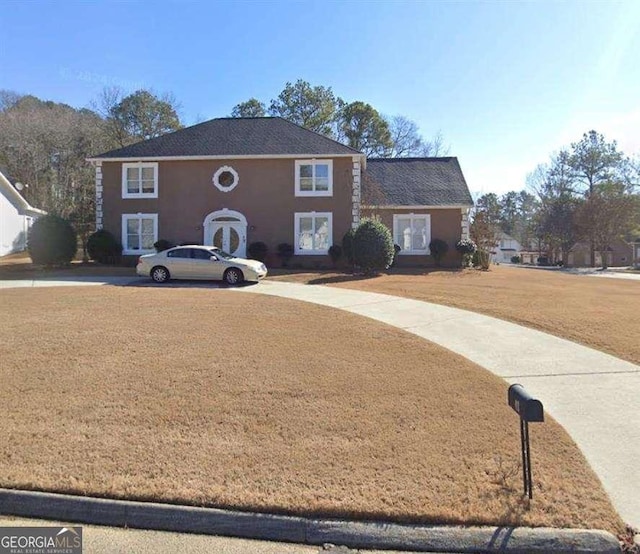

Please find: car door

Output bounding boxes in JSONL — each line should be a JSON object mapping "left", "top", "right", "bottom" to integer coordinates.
{"left": 190, "top": 248, "right": 218, "bottom": 279}
{"left": 165, "top": 248, "right": 193, "bottom": 278}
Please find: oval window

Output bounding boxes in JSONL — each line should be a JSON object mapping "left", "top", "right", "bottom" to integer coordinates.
{"left": 213, "top": 166, "right": 239, "bottom": 192}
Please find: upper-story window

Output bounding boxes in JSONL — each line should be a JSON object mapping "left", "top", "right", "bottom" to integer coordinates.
{"left": 122, "top": 162, "right": 158, "bottom": 199}
{"left": 295, "top": 159, "right": 333, "bottom": 197}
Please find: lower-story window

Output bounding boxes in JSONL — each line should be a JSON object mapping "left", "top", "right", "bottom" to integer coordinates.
{"left": 122, "top": 213, "right": 158, "bottom": 255}
{"left": 294, "top": 212, "right": 332, "bottom": 255}
{"left": 393, "top": 214, "right": 431, "bottom": 255}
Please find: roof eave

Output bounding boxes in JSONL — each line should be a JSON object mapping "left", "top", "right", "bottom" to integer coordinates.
{"left": 87, "top": 153, "right": 364, "bottom": 163}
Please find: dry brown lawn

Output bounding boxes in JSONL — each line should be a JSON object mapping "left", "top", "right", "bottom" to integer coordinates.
{"left": 0, "top": 252, "right": 133, "bottom": 279}
{"left": 269, "top": 266, "right": 640, "bottom": 365}
{"left": 0, "top": 286, "right": 623, "bottom": 532}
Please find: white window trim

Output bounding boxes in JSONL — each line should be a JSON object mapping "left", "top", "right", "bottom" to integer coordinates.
{"left": 212, "top": 165, "right": 239, "bottom": 192}
{"left": 294, "top": 159, "right": 333, "bottom": 197}
{"left": 393, "top": 213, "right": 431, "bottom": 256}
{"left": 122, "top": 162, "right": 158, "bottom": 199}
{"left": 294, "top": 212, "right": 333, "bottom": 255}
{"left": 121, "top": 213, "right": 158, "bottom": 255}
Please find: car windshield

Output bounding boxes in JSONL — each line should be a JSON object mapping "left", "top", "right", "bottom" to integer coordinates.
{"left": 210, "top": 248, "right": 235, "bottom": 260}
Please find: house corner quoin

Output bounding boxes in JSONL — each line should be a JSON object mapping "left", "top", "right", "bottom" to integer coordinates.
{"left": 95, "top": 161, "right": 103, "bottom": 231}
{"left": 352, "top": 156, "right": 361, "bottom": 229}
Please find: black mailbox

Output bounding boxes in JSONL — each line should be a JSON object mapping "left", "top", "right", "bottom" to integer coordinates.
{"left": 508, "top": 384, "right": 544, "bottom": 422}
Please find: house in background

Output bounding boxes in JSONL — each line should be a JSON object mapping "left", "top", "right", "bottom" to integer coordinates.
{"left": 0, "top": 170, "right": 46, "bottom": 257}
{"left": 88, "top": 117, "right": 473, "bottom": 267}
{"left": 566, "top": 239, "right": 639, "bottom": 268}
{"left": 489, "top": 231, "right": 522, "bottom": 264}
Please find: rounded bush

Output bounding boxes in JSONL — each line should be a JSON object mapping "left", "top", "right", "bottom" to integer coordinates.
{"left": 154, "top": 239, "right": 174, "bottom": 252}
{"left": 277, "top": 243, "right": 294, "bottom": 267}
{"left": 87, "top": 230, "right": 123, "bottom": 264}
{"left": 455, "top": 238, "right": 477, "bottom": 255}
{"left": 28, "top": 215, "right": 77, "bottom": 266}
{"left": 429, "top": 238, "right": 449, "bottom": 266}
{"left": 248, "top": 241, "right": 268, "bottom": 262}
{"left": 353, "top": 218, "right": 394, "bottom": 274}
{"left": 511, "top": 255, "right": 521, "bottom": 264}
{"left": 328, "top": 244, "right": 342, "bottom": 265}
{"left": 342, "top": 228, "right": 355, "bottom": 265}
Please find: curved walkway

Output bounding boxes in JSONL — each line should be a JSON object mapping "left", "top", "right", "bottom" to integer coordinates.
{"left": 1, "top": 277, "right": 638, "bottom": 529}
{"left": 234, "top": 281, "right": 640, "bottom": 529}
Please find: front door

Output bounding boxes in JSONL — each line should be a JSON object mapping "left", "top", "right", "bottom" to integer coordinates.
{"left": 212, "top": 221, "right": 245, "bottom": 257}
{"left": 203, "top": 209, "right": 248, "bottom": 257}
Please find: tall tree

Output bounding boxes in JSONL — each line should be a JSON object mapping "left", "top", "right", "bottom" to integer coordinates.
{"left": 268, "top": 80, "right": 341, "bottom": 136}
{"left": 0, "top": 94, "right": 111, "bottom": 255}
{"left": 338, "top": 101, "right": 392, "bottom": 156}
{"left": 386, "top": 115, "right": 449, "bottom": 157}
{"left": 99, "top": 88, "right": 182, "bottom": 147}
{"left": 569, "top": 131, "right": 624, "bottom": 195}
{"left": 230, "top": 98, "right": 266, "bottom": 118}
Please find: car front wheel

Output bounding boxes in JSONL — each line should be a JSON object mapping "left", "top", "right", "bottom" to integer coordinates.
{"left": 224, "top": 268, "right": 243, "bottom": 285}
{"left": 151, "top": 266, "right": 170, "bottom": 283}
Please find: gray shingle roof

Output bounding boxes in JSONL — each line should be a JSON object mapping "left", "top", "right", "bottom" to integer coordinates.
{"left": 91, "top": 117, "right": 361, "bottom": 159}
{"left": 364, "top": 157, "right": 473, "bottom": 206}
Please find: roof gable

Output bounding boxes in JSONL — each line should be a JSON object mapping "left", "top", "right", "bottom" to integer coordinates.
{"left": 91, "top": 117, "right": 362, "bottom": 159}
{"left": 364, "top": 157, "right": 474, "bottom": 207}
{"left": 0, "top": 170, "right": 45, "bottom": 216}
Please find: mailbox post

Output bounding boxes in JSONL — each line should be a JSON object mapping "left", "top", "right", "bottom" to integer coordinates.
{"left": 508, "top": 384, "right": 544, "bottom": 499}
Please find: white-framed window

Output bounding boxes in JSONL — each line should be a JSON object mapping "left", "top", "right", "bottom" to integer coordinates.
{"left": 295, "top": 160, "right": 333, "bottom": 197}
{"left": 122, "top": 162, "right": 158, "bottom": 198}
{"left": 294, "top": 212, "right": 332, "bottom": 255}
{"left": 393, "top": 214, "right": 431, "bottom": 255}
{"left": 212, "top": 165, "right": 239, "bottom": 192}
{"left": 122, "top": 213, "right": 158, "bottom": 255}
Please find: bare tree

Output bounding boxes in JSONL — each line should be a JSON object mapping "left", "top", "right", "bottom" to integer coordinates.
{"left": 386, "top": 115, "right": 449, "bottom": 157}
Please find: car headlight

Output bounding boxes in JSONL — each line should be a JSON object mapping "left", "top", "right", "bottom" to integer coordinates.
{"left": 259, "top": 264, "right": 267, "bottom": 272}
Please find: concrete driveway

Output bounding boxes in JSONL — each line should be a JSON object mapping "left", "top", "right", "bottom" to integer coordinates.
{"left": 235, "top": 281, "right": 640, "bottom": 530}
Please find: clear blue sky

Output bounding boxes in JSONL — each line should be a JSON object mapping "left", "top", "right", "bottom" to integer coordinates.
{"left": 1, "top": 0, "right": 639, "bottom": 196}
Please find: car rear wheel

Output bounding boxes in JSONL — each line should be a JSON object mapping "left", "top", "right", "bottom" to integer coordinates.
{"left": 151, "top": 266, "right": 170, "bottom": 283}
{"left": 224, "top": 267, "right": 243, "bottom": 285}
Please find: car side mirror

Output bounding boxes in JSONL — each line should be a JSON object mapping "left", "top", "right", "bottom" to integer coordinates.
{"left": 210, "top": 255, "right": 219, "bottom": 262}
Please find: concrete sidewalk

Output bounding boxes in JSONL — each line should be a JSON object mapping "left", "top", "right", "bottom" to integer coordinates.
{"left": 236, "top": 281, "right": 640, "bottom": 530}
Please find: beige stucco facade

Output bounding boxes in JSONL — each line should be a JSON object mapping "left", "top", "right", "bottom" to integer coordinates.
{"left": 363, "top": 207, "right": 466, "bottom": 267}
{"left": 100, "top": 156, "right": 358, "bottom": 265}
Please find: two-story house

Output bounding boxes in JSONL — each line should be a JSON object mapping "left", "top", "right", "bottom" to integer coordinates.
{"left": 88, "top": 117, "right": 473, "bottom": 267}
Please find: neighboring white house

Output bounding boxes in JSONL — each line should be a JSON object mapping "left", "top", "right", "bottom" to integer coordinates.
{"left": 490, "top": 232, "right": 523, "bottom": 264}
{"left": 0, "top": 170, "right": 46, "bottom": 257}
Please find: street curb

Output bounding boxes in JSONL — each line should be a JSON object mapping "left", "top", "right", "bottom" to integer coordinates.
{"left": 0, "top": 489, "right": 621, "bottom": 553}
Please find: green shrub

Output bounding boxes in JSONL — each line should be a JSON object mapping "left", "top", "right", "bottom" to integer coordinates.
{"left": 388, "top": 244, "right": 402, "bottom": 268}
{"left": 154, "top": 239, "right": 173, "bottom": 252}
{"left": 277, "top": 243, "right": 294, "bottom": 267}
{"left": 28, "top": 215, "right": 77, "bottom": 266}
{"left": 455, "top": 238, "right": 477, "bottom": 267}
{"left": 352, "top": 218, "right": 395, "bottom": 274}
{"left": 342, "top": 228, "right": 355, "bottom": 265}
{"left": 511, "top": 255, "right": 521, "bottom": 264}
{"left": 429, "top": 238, "right": 449, "bottom": 266}
{"left": 248, "top": 241, "right": 268, "bottom": 262}
{"left": 328, "top": 244, "right": 342, "bottom": 266}
{"left": 87, "top": 229, "right": 123, "bottom": 264}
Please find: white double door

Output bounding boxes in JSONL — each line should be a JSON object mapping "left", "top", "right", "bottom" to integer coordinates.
{"left": 213, "top": 221, "right": 245, "bottom": 257}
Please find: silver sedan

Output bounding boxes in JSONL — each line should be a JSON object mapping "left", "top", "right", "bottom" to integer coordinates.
{"left": 136, "top": 245, "right": 267, "bottom": 285}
